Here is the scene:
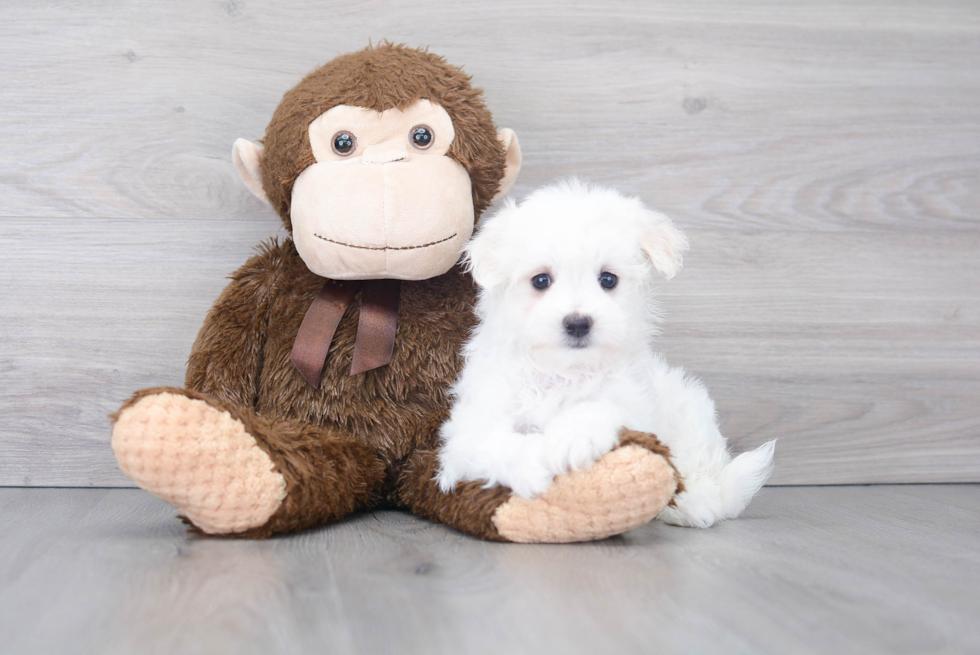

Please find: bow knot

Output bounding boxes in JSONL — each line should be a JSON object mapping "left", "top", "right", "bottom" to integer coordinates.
{"left": 290, "top": 279, "right": 401, "bottom": 388}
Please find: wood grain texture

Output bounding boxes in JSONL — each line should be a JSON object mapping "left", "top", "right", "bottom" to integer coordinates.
{"left": 1, "top": 486, "right": 978, "bottom": 654}
{"left": 0, "top": 0, "right": 976, "bottom": 229}
{"left": 1, "top": 221, "right": 977, "bottom": 486}
{"left": 1, "top": 0, "right": 979, "bottom": 486}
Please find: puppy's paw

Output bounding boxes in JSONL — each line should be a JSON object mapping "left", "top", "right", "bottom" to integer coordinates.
{"left": 544, "top": 402, "right": 623, "bottom": 473}
{"left": 501, "top": 456, "right": 556, "bottom": 499}
{"left": 437, "top": 428, "right": 554, "bottom": 498}
{"left": 562, "top": 426, "right": 621, "bottom": 472}
{"left": 657, "top": 478, "right": 725, "bottom": 528}
{"left": 434, "top": 463, "right": 459, "bottom": 494}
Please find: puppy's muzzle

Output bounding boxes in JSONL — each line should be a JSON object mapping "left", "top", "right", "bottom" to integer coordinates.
{"left": 563, "top": 314, "right": 592, "bottom": 342}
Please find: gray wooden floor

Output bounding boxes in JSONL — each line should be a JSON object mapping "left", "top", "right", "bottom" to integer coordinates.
{"left": 1, "top": 486, "right": 977, "bottom": 655}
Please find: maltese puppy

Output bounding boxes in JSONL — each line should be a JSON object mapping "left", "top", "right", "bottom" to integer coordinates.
{"left": 437, "top": 180, "right": 775, "bottom": 528}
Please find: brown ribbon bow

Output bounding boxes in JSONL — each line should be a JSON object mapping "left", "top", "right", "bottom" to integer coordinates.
{"left": 290, "top": 279, "right": 401, "bottom": 388}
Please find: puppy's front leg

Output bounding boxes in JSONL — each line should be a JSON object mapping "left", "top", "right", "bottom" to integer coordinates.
{"left": 438, "top": 413, "right": 554, "bottom": 499}
{"left": 543, "top": 401, "right": 625, "bottom": 473}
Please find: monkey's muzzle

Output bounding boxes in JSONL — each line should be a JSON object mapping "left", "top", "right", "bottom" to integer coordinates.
{"left": 290, "top": 157, "right": 475, "bottom": 281}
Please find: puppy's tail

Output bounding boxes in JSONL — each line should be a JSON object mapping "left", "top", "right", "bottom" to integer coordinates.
{"left": 718, "top": 440, "right": 776, "bottom": 519}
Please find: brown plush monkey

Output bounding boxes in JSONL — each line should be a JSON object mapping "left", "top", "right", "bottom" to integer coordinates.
{"left": 110, "top": 44, "right": 680, "bottom": 542}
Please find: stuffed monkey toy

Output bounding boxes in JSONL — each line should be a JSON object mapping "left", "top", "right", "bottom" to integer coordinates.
{"left": 111, "top": 44, "right": 679, "bottom": 542}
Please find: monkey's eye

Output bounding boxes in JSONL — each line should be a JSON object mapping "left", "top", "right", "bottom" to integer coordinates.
{"left": 531, "top": 273, "right": 552, "bottom": 290}
{"left": 410, "top": 125, "right": 434, "bottom": 150}
{"left": 599, "top": 272, "right": 618, "bottom": 290}
{"left": 331, "top": 131, "right": 357, "bottom": 156}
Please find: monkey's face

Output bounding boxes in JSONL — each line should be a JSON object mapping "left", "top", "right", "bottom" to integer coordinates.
{"left": 289, "top": 100, "right": 475, "bottom": 281}
{"left": 234, "top": 47, "right": 522, "bottom": 282}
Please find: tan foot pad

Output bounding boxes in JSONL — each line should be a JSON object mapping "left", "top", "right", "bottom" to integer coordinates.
{"left": 492, "top": 445, "right": 677, "bottom": 543}
{"left": 111, "top": 392, "right": 286, "bottom": 534}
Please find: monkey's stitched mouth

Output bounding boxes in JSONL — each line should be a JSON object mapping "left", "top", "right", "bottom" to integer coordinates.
{"left": 312, "top": 233, "right": 457, "bottom": 251}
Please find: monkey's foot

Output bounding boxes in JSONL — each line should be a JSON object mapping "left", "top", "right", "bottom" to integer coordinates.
{"left": 491, "top": 430, "right": 679, "bottom": 543}
{"left": 111, "top": 389, "right": 287, "bottom": 534}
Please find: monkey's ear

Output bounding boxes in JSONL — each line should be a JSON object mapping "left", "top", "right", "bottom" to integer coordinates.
{"left": 491, "top": 129, "right": 522, "bottom": 203}
{"left": 232, "top": 138, "right": 270, "bottom": 205}
{"left": 637, "top": 208, "right": 689, "bottom": 280}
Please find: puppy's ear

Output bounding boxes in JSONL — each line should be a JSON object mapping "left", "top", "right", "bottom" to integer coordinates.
{"left": 637, "top": 208, "right": 689, "bottom": 279}
{"left": 464, "top": 203, "right": 513, "bottom": 289}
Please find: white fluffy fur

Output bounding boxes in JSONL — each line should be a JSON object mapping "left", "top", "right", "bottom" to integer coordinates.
{"left": 437, "top": 179, "right": 775, "bottom": 528}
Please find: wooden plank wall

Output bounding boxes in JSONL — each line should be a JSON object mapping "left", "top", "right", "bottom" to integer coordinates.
{"left": 1, "top": 0, "right": 977, "bottom": 487}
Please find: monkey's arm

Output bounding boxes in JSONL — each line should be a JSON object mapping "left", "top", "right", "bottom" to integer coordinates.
{"left": 396, "top": 430, "right": 680, "bottom": 543}
{"left": 184, "top": 242, "right": 281, "bottom": 407}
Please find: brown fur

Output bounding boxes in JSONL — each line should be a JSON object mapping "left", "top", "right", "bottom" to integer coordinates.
{"left": 261, "top": 43, "right": 506, "bottom": 231}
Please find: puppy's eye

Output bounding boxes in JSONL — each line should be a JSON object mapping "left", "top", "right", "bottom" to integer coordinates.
{"left": 531, "top": 273, "right": 552, "bottom": 290}
{"left": 410, "top": 125, "right": 434, "bottom": 150}
{"left": 599, "top": 272, "right": 618, "bottom": 290}
{"left": 332, "top": 131, "right": 357, "bottom": 156}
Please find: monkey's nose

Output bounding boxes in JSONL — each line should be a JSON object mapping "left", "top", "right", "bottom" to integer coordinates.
{"left": 563, "top": 314, "right": 592, "bottom": 339}
{"left": 361, "top": 143, "right": 409, "bottom": 164}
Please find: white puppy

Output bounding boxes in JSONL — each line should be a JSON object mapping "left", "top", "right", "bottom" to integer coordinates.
{"left": 437, "top": 180, "right": 775, "bottom": 528}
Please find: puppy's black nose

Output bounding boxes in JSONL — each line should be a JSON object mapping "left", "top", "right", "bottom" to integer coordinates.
{"left": 563, "top": 314, "right": 592, "bottom": 338}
